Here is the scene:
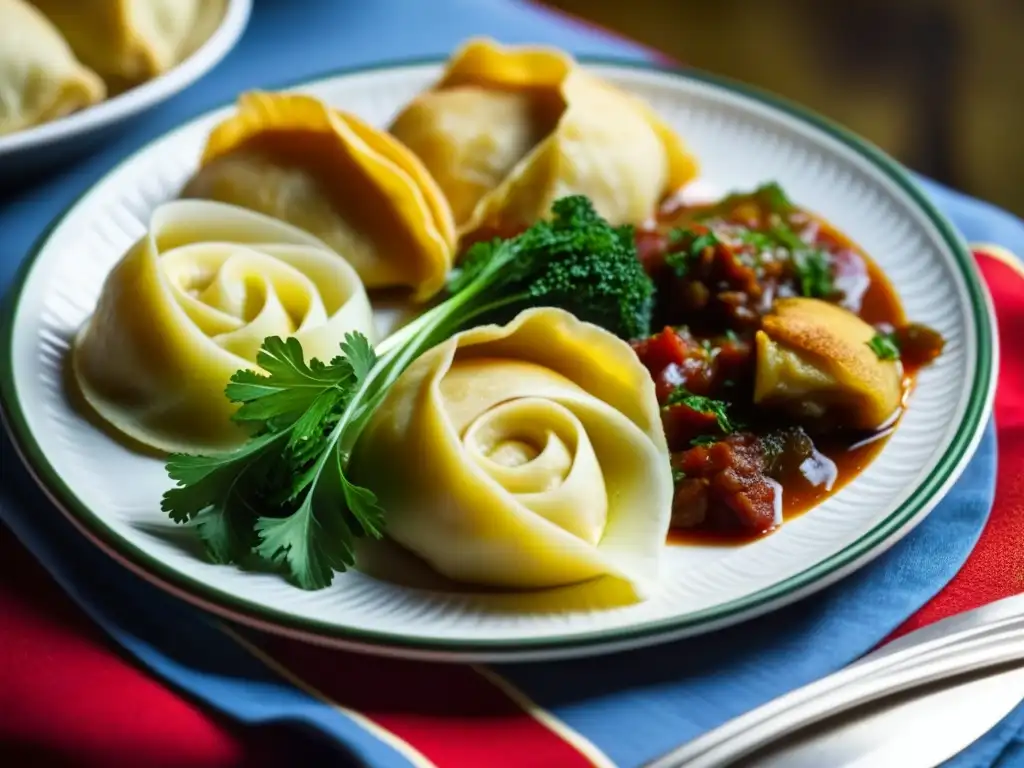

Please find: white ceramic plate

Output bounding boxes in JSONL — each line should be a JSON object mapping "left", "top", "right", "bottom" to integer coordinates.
{"left": 0, "top": 0, "right": 251, "bottom": 180}
{"left": 0, "top": 59, "right": 997, "bottom": 662}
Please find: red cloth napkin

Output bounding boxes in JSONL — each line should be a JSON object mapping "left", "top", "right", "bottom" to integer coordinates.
{"left": 889, "top": 246, "right": 1024, "bottom": 637}
{"left": 1, "top": 245, "right": 1019, "bottom": 766}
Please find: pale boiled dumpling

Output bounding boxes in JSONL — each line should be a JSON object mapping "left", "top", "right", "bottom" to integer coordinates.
{"left": 389, "top": 37, "right": 699, "bottom": 240}
{"left": 0, "top": 0, "right": 105, "bottom": 136}
{"left": 182, "top": 92, "right": 457, "bottom": 301}
{"left": 72, "top": 200, "right": 376, "bottom": 454}
{"left": 754, "top": 298, "right": 903, "bottom": 430}
{"left": 29, "top": 0, "right": 225, "bottom": 85}
{"left": 350, "top": 307, "right": 673, "bottom": 598}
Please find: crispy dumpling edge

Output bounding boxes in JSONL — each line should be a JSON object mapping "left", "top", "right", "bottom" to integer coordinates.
{"left": 755, "top": 297, "right": 904, "bottom": 429}
{"left": 192, "top": 90, "right": 457, "bottom": 300}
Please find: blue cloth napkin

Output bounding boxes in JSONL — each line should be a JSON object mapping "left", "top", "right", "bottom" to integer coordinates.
{"left": 1, "top": 1, "right": 1021, "bottom": 765}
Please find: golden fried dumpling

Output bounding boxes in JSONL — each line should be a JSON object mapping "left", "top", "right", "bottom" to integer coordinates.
{"left": 72, "top": 200, "right": 375, "bottom": 454}
{"left": 754, "top": 298, "right": 903, "bottom": 430}
{"left": 350, "top": 308, "right": 673, "bottom": 597}
{"left": 29, "top": 0, "right": 224, "bottom": 85}
{"left": 0, "top": 0, "right": 105, "bottom": 136}
{"left": 182, "top": 92, "right": 457, "bottom": 301}
{"left": 389, "top": 37, "right": 699, "bottom": 240}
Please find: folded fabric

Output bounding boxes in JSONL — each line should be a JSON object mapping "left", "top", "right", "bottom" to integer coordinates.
{"left": 2, "top": 2, "right": 1024, "bottom": 767}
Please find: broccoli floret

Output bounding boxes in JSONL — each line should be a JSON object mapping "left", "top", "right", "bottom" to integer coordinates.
{"left": 446, "top": 196, "right": 654, "bottom": 339}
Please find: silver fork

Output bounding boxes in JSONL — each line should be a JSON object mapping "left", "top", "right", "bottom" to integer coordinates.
{"left": 645, "top": 592, "right": 1024, "bottom": 768}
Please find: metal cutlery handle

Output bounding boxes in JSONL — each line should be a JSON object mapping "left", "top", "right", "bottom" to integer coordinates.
{"left": 646, "top": 593, "right": 1024, "bottom": 768}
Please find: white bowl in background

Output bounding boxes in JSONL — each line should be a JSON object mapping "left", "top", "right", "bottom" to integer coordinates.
{"left": 0, "top": 0, "right": 251, "bottom": 182}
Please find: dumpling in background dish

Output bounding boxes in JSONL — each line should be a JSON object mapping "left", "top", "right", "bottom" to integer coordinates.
{"left": 389, "top": 37, "right": 699, "bottom": 240}
{"left": 350, "top": 307, "right": 673, "bottom": 598}
{"left": 29, "top": 0, "right": 225, "bottom": 85}
{"left": 72, "top": 200, "right": 376, "bottom": 455}
{"left": 182, "top": 92, "right": 457, "bottom": 301}
{"left": 754, "top": 298, "right": 903, "bottom": 431}
{"left": 0, "top": 0, "right": 105, "bottom": 136}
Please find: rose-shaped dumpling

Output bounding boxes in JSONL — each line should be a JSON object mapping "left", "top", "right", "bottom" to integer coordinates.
{"left": 755, "top": 298, "right": 903, "bottom": 431}
{"left": 350, "top": 308, "right": 673, "bottom": 597}
{"left": 72, "top": 200, "right": 375, "bottom": 454}
{"left": 388, "top": 37, "right": 699, "bottom": 240}
{"left": 0, "top": 0, "right": 105, "bottom": 136}
{"left": 181, "top": 91, "right": 457, "bottom": 300}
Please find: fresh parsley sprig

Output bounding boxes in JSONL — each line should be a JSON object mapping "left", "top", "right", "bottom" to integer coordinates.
{"left": 689, "top": 182, "right": 835, "bottom": 299}
{"left": 690, "top": 434, "right": 721, "bottom": 447}
{"left": 161, "top": 333, "right": 383, "bottom": 590}
{"left": 664, "top": 387, "right": 740, "bottom": 433}
{"left": 867, "top": 331, "right": 901, "bottom": 361}
{"left": 665, "top": 228, "right": 720, "bottom": 278}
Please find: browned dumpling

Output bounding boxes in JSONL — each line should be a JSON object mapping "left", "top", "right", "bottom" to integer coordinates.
{"left": 182, "top": 92, "right": 458, "bottom": 301}
{"left": 754, "top": 298, "right": 903, "bottom": 430}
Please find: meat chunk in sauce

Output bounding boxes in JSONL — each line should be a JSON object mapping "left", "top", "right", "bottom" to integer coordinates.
{"left": 671, "top": 434, "right": 779, "bottom": 534}
{"left": 632, "top": 326, "right": 755, "bottom": 403}
{"left": 641, "top": 225, "right": 779, "bottom": 333}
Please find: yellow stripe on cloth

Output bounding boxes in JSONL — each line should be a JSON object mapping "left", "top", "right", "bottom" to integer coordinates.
{"left": 219, "top": 625, "right": 438, "bottom": 768}
{"left": 472, "top": 664, "right": 619, "bottom": 768}
{"left": 973, "top": 243, "right": 1024, "bottom": 279}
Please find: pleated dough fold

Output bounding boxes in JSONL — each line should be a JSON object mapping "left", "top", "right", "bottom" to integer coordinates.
{"left": 0, "top": 0, "right": 105, "bottom": 136}
{"left": 389, "top": 37, "right": 698, "bottom": 240}
{"left": 72, "top": 200, "right": 375, "bottom": 454}
{"left": 351, "top": 308, "right": 673, "bottom": 598}
{"left": 182, "top": 91, "right": 457, "bottom": 300}
{"left": 29, "top": 0, "right": 224, "bottom": 84}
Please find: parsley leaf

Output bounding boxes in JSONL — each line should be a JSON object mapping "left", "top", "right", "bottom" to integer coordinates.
{"left": 664, "top": 387, "right": 739, "bottom": 433}
{"left": 194, "top": 505, "right": 259, "bottom": 565}
{"left": 768, "top": 222, "right": 806, "bottom": 251}
{"left": 254, "top": 445, "right": 375, "bottom": 590}
{"left": 760, "top": 182, "right": 796, "bottom": 213}
{"left": 227, "top": 335, "right": 359, "bottom": 427}
{"left": 793, "top": 248, "right": 833, "bottom": 299}
{"left": 690, "top": 435, "right": 721, "bottom": 447}
{"left": 695, "top": 182, "right": 796, "bottom": 220}
{"left": 739, "top": 220, "right": 834, "bottom": 298}
{"left": 867, "top": 332, "right": 901, "bottom": 361}
{"left": 162, "top": 430, "right": 287, "bottom": 524}
{"left": 340, "top": 333, "right": 377, "bottom": 383}
{"left": 672, "top": 468, "right": 687, "bottom": 483}
{"left": 665, "top": 229, "right": 720, "bottom": 277}
{"left": 737, "top": 230, "right": 776, "bottom": 251}
{"left": 162, "top": 429, "right": 287, "bottom": 566}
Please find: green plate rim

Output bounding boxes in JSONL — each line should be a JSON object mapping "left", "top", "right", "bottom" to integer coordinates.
{"left": 0, "top": 55, "right": 996, "bottom": 656}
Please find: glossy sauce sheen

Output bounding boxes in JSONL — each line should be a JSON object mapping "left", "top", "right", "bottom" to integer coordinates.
{"left": 669, "top": 430, "right": 892, "bottom": 545}
{"left": 649, "top": 208, "right": 922, "bottom": 547}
